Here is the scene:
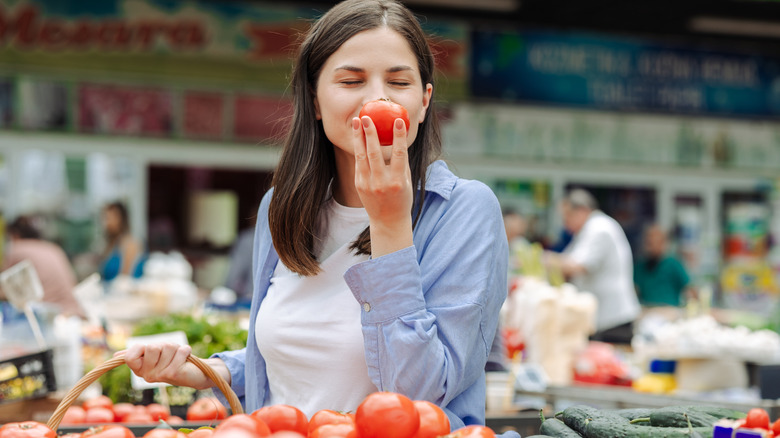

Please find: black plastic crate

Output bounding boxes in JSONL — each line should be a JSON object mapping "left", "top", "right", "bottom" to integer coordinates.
{"left": 0, "top": 349, "right": 57, "bottom": 405}
{"left": 57, "top": 422, "right": 215, "bottom": 436}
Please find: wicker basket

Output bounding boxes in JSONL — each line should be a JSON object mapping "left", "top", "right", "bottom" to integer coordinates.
{"left": 46, "top": 353, "right": 243, "bottom": 431}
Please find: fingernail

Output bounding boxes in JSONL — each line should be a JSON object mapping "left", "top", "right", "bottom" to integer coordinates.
{"left": 352, "top": 118, "right": 360, "bottom": 130}
{"left": 362, "top": 116, "right": 370, "bottom": 128}
{"left": 395, "top": 119, "right": 404, "bottom": 130}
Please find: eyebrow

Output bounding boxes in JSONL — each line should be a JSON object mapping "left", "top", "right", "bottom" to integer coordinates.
{"left": 334, "top": 65, "right": 414, "bottom": 73}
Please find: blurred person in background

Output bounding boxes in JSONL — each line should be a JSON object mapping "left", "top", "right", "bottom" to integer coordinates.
{"left": 634, "top": 223, "right": 694, "bottom": 307}
{"left": 545, "top": 188, "right": 640, "bottom": 344}
{"left": 503, "top": 208, "right": 528, "bottom": 276}
{"left": 503, "top": 209, "right": 528, "bottom": 252}
{"left": 1, "top": 216, "right": 83, "bottom": 317}
{"left": 99, "top": 201, "right": 144, "bottom": 282}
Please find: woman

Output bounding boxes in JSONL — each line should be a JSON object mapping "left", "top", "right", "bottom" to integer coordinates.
{"left": 99, "top": 201, "right": 143, "bottom": 281}
{"left": 123, "top": 0, "right": 507, "bottom": 430}
{"left": 3, "top": 216, "right": 83, "bottom": 317}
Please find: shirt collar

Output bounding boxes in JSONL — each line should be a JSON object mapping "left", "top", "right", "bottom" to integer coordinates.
{"left": 421, "top": 160, "right": 456, "bottom": 201}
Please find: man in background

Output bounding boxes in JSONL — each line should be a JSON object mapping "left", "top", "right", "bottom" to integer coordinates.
{"left": 634, "top": 224, "right": 694, "bottom": 307}
{"left": 545, "top": 189, "right": 640, "bottom": 344}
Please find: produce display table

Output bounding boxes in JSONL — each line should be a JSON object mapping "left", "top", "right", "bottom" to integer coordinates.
{"left": 0, "top": 394, "right": 63, "bottom": 424}
{"left": 486, "top": 411, "right": 542, "bottom": 436}
{"left": 517, "top": 384, "right": 780, "bottom": 418}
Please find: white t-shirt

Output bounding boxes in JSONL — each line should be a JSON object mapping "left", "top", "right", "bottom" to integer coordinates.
{"left": 255, "top": 197, "right": 377, "bottom": 418}
{"left": 564, "top": 210, "right": 640, "bottom": 331}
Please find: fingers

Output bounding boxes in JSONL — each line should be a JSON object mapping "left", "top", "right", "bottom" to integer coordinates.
{"left": 123, "top": 344, "right": 145, "bottom": 372}
{"left": 361, "top": 116, "right": 385, "bottom": 170}
{"left": 123, "top": 343, "right": 192, "bottom": 385}
{"left": 389, "top": 118, "right": 409, "bottom": 176}
{"left": 353, "top": 117, "right": 369, "bottom": 182}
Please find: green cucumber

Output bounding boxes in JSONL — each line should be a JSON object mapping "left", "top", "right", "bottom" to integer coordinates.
{"left": 559, "top": 404, "right": 598, "bottom": 434}
{"left": 688, "top": 406, "right": 746, "bottom": 420}
{"left": 539, "top": 418, "right": 582, "bottom": 437}
{"left": 560, "top": 405, "right": 713, "bottom": 438}
{"left": 649, "top": 407, "right": 719, "bottom": 428}
{"left": 611, "top": 408, "right": 655, "bottom": 421}
{"left": 584, "top": 417, "right": 713, "bottom": 438}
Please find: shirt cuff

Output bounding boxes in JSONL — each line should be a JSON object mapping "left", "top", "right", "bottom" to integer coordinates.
{"left": 344, "top": 245, "right": 426, "bottom": 324}
{"left": 211, "top": 351, "right": 246, "bottom": 400}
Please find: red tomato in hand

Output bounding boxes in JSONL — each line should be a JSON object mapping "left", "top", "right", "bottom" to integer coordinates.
{"left": 447, "top": 425, "right": 496, "bottom": 438}
{"left": 146, "top": 403, "right": 170, "bottom": 422}
{"left": 215, "top": 413, "right": 271, "bottom": 437}
{"left": 61, "top": 406, "right": 87, "bottom": 425}
{"left": 745, "top": 408, "right": 771, "bottom": 430}
{"left": 308, "top": 410, "right": 354, "bottom": 435}
{"left": 412, "top": 401, "right": 450, "bottom": 438}
{"left": 359, "top": 99, "right": 410, "bottom": 146}
{"left": 310, "top": 423, "right": 356, "bottom": 438}
{"left": 83, "top": 395, "right": 114, "bottom": 411}
{"left": 81, "top": 425, "right": 135, "bottom": 438}
{"left": 85, "top": 407, "right": 116, "bottom": 424}
{"left": 187, "top": 398, "right": 228, "bottom": 422}
{"left": 112, "top": 403, "right": 135, "bottom": 422}
{"left": 251, "top": 405, "right": 308, "bottom": 435}
{"left": 0, "top": 422, "right": 56, "bottom": 438}
{"left": 355, "top": 392, "right": 419, "bottom": 438}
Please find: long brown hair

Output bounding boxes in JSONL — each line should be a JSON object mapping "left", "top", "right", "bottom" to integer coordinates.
{"left": 269, "top": 0, "right": 441, "bottom": 276}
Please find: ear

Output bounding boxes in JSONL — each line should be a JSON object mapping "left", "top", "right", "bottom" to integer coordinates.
{"left": 418, "top": 83, "right": 433, "bottom": 124}
{"left": 313, "top": 95, "right": 322, "bottom": 120}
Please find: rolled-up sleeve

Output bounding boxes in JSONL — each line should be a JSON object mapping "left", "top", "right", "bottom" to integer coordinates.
{"left": 211, "top": 348, "right": 247, "bottom": 409}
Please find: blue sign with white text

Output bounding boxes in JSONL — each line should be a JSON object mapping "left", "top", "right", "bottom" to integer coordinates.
{"left": 471, "top": 30, "right": 780, "bottom": 117}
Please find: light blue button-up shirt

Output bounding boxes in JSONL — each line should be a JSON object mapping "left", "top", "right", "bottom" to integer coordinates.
{"left": 214, "top": 160, "right": 508, "bottom": 431}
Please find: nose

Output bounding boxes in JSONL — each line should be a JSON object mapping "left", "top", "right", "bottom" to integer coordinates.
{"left": 363, "top": 78, "right": 388, "bottom": 104}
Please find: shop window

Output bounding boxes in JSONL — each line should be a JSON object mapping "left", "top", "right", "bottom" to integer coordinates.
{"left": 147, "top": 165, "right": 272, "bottom": 289}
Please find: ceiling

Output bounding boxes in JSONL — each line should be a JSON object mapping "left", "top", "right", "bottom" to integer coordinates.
{"left": 284, "top": 0, "right": 780, "bottom": 55}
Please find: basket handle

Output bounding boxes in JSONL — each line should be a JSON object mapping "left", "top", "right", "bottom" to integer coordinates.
{"left": 47, "top": 353, "right": 243, "bottom": 431}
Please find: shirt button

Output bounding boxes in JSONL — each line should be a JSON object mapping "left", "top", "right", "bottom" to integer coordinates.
{"left": 362, "top": 302, "right": 371, "bottom": 312}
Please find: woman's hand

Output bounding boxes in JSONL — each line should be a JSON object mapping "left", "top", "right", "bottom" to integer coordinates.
{"left": 118, "top": 343, "right": 230, "bottom": 390}
{"left": 353, "top": 115, "right": 414, "bottom": 257}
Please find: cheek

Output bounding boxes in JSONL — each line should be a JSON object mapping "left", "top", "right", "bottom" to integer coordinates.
{"left": 406, "top": 122, "right": 421, "bottom": 146}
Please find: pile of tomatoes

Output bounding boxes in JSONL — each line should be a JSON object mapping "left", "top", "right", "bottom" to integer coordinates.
{"left": 726, "top": 408, "right": 780, "bottom": 437}
{"left": 0, "top": 391, "right": 497, "bottom": 438}
{"left": 56, "top": 395, "right": 186, "bottom": 426}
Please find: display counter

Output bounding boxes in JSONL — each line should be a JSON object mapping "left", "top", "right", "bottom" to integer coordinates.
{"left": 518, "top": 384, "right": 780, "bottom": 417}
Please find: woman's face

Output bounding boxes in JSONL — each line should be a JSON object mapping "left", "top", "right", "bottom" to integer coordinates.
{"left": 103, "top": 208, "right": 122, "bottom": 235}
{"left": 314, "top": 26, "right": 432, "bottom": 163}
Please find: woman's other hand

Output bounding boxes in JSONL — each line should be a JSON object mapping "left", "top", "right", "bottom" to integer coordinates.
{"left": 119, "top": 343, "right": 229, "bottom": 390}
